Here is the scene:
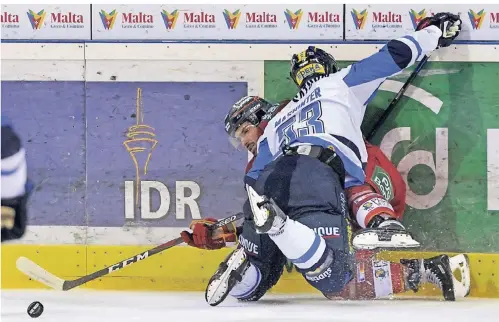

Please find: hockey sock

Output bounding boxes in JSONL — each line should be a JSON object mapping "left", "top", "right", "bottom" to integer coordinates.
{"left": 269, "top": 218, "right": 326, "bottom": 270}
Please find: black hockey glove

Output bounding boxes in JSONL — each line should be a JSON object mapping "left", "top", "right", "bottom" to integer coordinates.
{"left": 1, "top": 189, "right": 31, "bottom": 242}
{"left": 416, "top": 12, "right": 462, "bottom": 48}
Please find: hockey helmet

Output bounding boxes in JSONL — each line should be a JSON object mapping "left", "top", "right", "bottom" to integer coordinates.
{"left": 224, "top": 96, "right": 277, "bottom": 148}
{"left": 290, "top": 46, "right": 339, "bottom": 87}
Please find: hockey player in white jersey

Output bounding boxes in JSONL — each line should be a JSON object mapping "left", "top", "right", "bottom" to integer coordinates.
{"left": 1, "top": 116, "right": 32, "bottom": 242}
{"left": 205, "top": 13, "right": 465, "bottom": 306}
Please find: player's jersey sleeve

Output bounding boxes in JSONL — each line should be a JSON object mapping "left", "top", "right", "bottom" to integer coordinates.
{"left": 244, "top": 137, "right": 274, "bottom": 187}
{"left": 342, "top": 25, "right": 442, "bottom": 108}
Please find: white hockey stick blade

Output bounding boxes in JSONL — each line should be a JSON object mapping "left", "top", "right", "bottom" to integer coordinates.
{"left": 449, "top": 254, "right": 471, "bottom": 298}
{"left": 16, "top": 257, "right": 65, "bottom": 290}
{"left": 352, "top": 231, "right": 421, "bottom": 250}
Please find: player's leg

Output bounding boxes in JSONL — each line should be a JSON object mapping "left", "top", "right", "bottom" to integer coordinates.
{"left": 326, "top": 250, "right": 470, "bottom": 301}
{"left": 205, "top": 201, "right": 287, "bottom": 306}
{"left": 248, "top": 154, "right": 355, "bottom": 294}
{"left": 347, "top": 142, "right": 419, "bottom": 250}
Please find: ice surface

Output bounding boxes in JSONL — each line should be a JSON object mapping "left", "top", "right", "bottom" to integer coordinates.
{"left": 1, "top": 290, "right": 498, "bottom": 322}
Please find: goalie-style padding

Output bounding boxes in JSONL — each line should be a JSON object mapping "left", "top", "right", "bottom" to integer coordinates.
{"left": 233, "top": 201, "right": 287, "bottom": 301}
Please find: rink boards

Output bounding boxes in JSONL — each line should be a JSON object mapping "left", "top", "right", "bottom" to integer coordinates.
{"left": 1, "top": 43, "right": 499, "bottom": 298}
{"left": 2, "top": 245, "right": 499, "bottom": 298}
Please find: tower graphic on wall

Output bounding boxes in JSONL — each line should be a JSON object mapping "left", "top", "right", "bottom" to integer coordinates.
{"left": 123, "top": 88, "right": 158, "bottom": 206}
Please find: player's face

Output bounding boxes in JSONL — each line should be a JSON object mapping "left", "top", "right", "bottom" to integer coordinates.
{"left": 235, "top": 122, "right": 261, "bottom": 155}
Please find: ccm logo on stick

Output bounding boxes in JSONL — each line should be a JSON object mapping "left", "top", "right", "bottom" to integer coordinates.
{"left": 108, "top": 252, "right": 149, "bottom": 273}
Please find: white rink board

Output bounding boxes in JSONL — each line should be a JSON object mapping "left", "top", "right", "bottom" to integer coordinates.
{"left": 1, "top": 4, "right": 91, "bottom": 40}
{"left": 91, "top": 4, "right": 344, "bottom": 40}
{"left": 345, "top": 4, "right": 499, "bottom": 40}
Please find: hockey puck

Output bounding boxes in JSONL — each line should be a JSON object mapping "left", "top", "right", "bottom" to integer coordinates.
{"left": 27, "top": 301, "right": 44, "bottom": 318}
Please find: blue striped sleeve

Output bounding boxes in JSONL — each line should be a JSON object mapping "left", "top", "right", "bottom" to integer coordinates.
{"left": 343, "top": 35, "right": 422, "bottom": 106}
{"left": 244, "top": 138, "right": 273, "bottom": 186}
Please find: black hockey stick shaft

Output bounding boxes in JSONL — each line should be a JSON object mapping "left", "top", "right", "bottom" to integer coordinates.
{"left": 366, "top": 55, "right": 430, "bottom": 141}
{"left": 62, "top": 212, "right": 244, "bottom": 290}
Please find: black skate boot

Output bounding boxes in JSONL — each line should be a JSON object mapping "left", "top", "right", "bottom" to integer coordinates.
{"left": 205, "top": 247, "right": 250, "bottom": 306}
{"left": 352, "top": 215, "right": 420, "bottom": 250}
{"left": 401, "top": 254, "right": 471, "bottom": 301}
{"left": 246, "top": 184, "right": 287, "bottom": 235}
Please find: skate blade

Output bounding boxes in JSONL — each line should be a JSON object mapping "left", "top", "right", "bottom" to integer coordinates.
{"left": 205, "top": 249, "right": 246, "bottom": 306}
{"left": 449, "top": 254, "right": 471, "bottom": 298}
{"left": 352, "top": 232, "right": 421, "bottom": 250}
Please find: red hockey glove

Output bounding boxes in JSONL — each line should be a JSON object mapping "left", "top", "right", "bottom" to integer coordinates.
{"left": 181, "top": 218, "right": 237, "bottom": 250}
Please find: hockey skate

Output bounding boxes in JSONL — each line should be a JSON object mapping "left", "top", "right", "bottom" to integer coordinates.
{"left": 401, "top": 254, "right": 471, "bottom": 301}
{"left": 205, "top": 247, "right": 250, "bottom": 306}
{"left": 352, "top": 216, "right": 420, "bottom": 250}
{"left": 246, "top": 184, "right": 287, "bottom": 235}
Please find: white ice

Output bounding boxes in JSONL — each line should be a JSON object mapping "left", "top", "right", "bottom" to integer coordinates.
{"left": 1, "top": 290, "right": 498, "bottom": 322}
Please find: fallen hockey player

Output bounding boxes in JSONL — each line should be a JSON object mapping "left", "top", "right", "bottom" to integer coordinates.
{"left": 182, "top": 95, "right": 470, "bottom": 304}
{"left": 181, "top": 12, "right": 470, "bottom": 306}
{"left": 1, "top": 116, "right": 33, "bottom": 242}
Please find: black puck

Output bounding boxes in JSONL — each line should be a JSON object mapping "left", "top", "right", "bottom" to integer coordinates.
{"left": 27, "top": 301, "right": 44, "bottom": 318}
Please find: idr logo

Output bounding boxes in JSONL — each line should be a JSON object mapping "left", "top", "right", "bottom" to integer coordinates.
{"left": 351, "top": 8, "right": 368, "bottom": 30}
{"left": 161, "top": 9, "right": 179, "bottom": 29}
{"left": 284, "top": 9, "right": 303, "bottom": 29}
{"left": 123, "top": 88, "right": 202, "bottom": 220}
{"left": 409, "top": 9, "right": 426, "bottom": 29}
{"left": 27, "top": 9, "right": 46, "bottom": 30}
{"left": 468, "top": 9, "right": 485, "bottom": 29}
{"left": 223, "top": 9, "right": 241, "bottom": 29}
{"left": 123, "top": 88, "right": 158, "bottom": 207}
{"left": 99, "top": 9, "right": 118, "bottom": 30}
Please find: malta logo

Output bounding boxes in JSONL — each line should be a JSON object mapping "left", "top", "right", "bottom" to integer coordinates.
{"left": 468, "top": 9, "right": 485, "bottom": 30}
{"left": 223, "top": 9, "right": 241, "bottom": 29}
{"left": 409, "top": 9, "right": 426, "bottom": 29}
{"left": 99, "top": 9, "right": 118, "bottom": 30}
{"left": 27, "top": 9, "right": 46, "bottom": 30}
{"left": 161, "top": 9, "right": 179, "bottom": 30}
{"left": 284, "top": 9, "right": 303, "bottom": 29}
{"left": 351, "top": 9, "right": 368, "bottom": 30}
{"left": 123, "top": 88, "right": 158, "bottom": 205}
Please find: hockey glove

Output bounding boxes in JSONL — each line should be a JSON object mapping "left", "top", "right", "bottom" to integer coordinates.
{"left": 416, "top": 12, "right": 462, "bottom": 48}
{"left": 1, "top": 188, "right": 31, "bottom": 242}
{"left": 181, "top": 218, "right": 237, "bottom": 250}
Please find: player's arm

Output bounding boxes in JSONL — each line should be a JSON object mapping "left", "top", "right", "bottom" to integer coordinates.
{"left": 1, "top": 117, "right": 32, "bottom": 242}
{"left": 244, "top": 137, "right": 273, "bottom": 187}
{"left": 342, "top": 13, "right": 461, "bottom": 107}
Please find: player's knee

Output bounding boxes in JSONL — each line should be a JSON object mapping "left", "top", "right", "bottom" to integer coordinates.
{"left": 233, "top": 218, "right": 286, "bottom": 301}
{"left": 294, "top": 212, "right": 354, "bottom": 293}
{"left": 299, "top": 247, "right": 353, "bottom": 294}
{"left": 230, "top": 256, "right": 285, "bottom": 302}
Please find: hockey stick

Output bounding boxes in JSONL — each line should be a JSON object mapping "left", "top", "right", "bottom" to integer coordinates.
{"left": 366, "top": 55, "right": 430, "bottom": 141}
{"left": 16, "top": 212, "right": 244, "bottom": 291}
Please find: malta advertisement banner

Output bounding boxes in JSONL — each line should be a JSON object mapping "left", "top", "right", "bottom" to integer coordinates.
{"left": 1, "top": 4, "right": 91, "bottom": 40}
{"left": 345, "top": 4, "right": 499, "bottom": 41}
{"left": 91, "top": 4, "right": 344, "bottom": 40}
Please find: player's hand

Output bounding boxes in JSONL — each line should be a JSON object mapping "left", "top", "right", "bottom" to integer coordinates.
{"left": 416, "top": 12, "right": 462, "bottom": 48}
{"left": 1, "top": 206, "right": 15, "bottom": 229}
{"left": 181, "top": 218, "right": 237, "bottom": 250}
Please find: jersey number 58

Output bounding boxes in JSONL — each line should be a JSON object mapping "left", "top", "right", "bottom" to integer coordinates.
{"left": 276, "top": 101, "right": 325, "bottom": 146}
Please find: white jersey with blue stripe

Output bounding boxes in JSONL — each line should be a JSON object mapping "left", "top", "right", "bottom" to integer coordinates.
{"left": 246, "top": 26, "right": 442, "bottom": 188}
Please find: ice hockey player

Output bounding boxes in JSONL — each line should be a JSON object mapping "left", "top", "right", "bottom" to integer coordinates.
{"left": 184, "top": 13, "right": 471, "bottom": 306}
{"left": 182, "top": 94, "right": 470, "bottom": 304}
{"left": 1, "top": 116, "right": 32, "bottom": 242}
